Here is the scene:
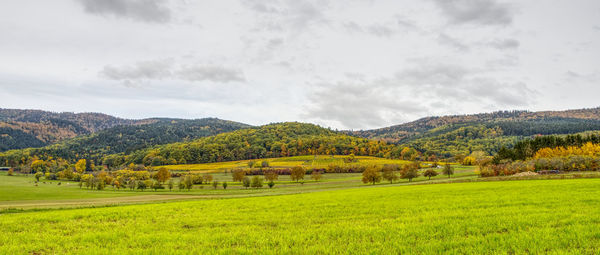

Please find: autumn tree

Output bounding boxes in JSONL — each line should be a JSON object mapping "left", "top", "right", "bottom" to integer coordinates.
{"left": 423, "top": 169, "right": 438, "bottom": 180}
{"left": 31, "top": 160, "right": 48, "bottom": 173}
{"left": 183, "top": 175, "right": 194, "bottom": 190}
{"left": 401, "top": 166, "right": 419, "bottom": 182}
{"left": 361, "top": 165, "right": 382, "bottom": 185}
{"left": 382, "top": 164, "right": 399, "bottom": 184}
{"left": 290, "top": 166, "right": 305, "bottom": 182}
{"left": 75, "top": 159, "right": 87, "bottom": 174}
{"left": 212, "top": 180, "right": 218, "bottom": 189}
{"left": 311, "top": 170, "right": 322, "bottom": 182}
{"left": 202, "top": 174, "right": 213, "bottom": 184}
{"left": 264, "top": 168, "right": 279, "bottom": 182}
{"left": 442, "top": 163, "right": 454, "bottom": 178}
{"left": 155, "top": 167, "right": 171, "bottom": 183}
{"left": 232, "top": 169, "right": 246, "bottom": 182}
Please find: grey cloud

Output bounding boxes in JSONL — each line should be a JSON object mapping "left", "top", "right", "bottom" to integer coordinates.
{"left": 594, "top": 25, "right": 600, "bottom": 30}
{"left": 343, "top": 22, "right": 399, "bottom": 38}
{"left": 431, "top": 0, "right": 513, "bottom": 26}
{"left": 242, "top": 0, "right": 327, "bottom": 30}
{"left": 100, "top": 59, "right": 245, "bottom": 84}
{"left": 101, "top": 59, "right": 173, "bottom": 81}
{"left": 76, "top": 0, "right": 171, "bottom": 23}
{"left": 487, "top": 38, "right": 520, "bottom": 49}
{"left": 367, "top": 24, "right": 395, "bottom": 38}
{"left": 437, "top": 33, "right": 470, "bottom": 51}
{"left": 175, "top": 66, "right": 245, "bottom": 83}
{"left": 303, "top": 61, "right": 536, "bottom": 129}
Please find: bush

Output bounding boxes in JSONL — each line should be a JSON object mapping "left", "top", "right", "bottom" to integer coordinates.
{"left": 268, "top": 181, "right": 275, "bottom": 188}
{"left": 251, "top": 176, "right": 263, "bottom": 188}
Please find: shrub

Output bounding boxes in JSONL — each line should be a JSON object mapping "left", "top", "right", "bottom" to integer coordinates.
{"left": 251, "top": 176, "right": 263, "bottom": 188}
{"left": 242, "top": 177, "right": 251, "bottom": 189}
{"left": 222, "top": 181, "right": 228, "bottom": 189}
{"left": 212, "top": 180, "right": 218, "bottom": 189}
{"left": 268, "top": 181, "right": 275, "bottom": 188}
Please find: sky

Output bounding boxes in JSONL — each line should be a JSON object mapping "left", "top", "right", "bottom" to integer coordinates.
{"left": 0, "top": 0, "right": 599, "bottom": 130}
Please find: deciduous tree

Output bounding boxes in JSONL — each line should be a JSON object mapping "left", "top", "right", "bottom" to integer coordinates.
{"left": 362, "top": 165, "right": 382, "bottom": 185}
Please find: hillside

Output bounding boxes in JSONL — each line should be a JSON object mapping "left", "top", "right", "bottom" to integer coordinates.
{"left": 0, "top": 118, "right": 251, "bottom": 166}
{"left": 121, "top": 122, "right": 392, "bottom": 166}
{"left": 0, "top": 108, "right": 144, "bottom": 151}
{"left": 348, "top": 108, "right": 600, "bottom": 157}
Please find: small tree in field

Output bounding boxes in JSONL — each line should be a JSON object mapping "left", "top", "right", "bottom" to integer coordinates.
{"left": 212, "top": 180, "right": 218, "bottom": 189}
{"left": 268, "top": 181, "right": 275, "bottom": 188}
{"left": 251, "top": 176, "right": 263, "bottom": 188}
{"left": 183, "top": 175, "right": 194, "bottom": 190}
{"left": 7, "top": 168, "right": 14, "bottom": 176}
{"left": 168, "top": 179, "right": 174, "bottom": 191}
{"left": 242, "top": 177, "right": 251, "bottom": 189}
{"left": 264, "top": 168, "right": 278, "bottom": 182}
{"left": 382, "top": 164, "right": 399, "bottom": 184}
{"left": 423, "top": 169, "right": 438, "bottom": 180}
{"left": 362, "top": 165, "right": 382, "bottom": 185}
{"left": 222, "top": 181, "right": 228, "bottom": 189}
{"left": 290, "top": 166, "right": 305, "bottom": 182}
{"left": 443, "top": 163, "right": 454, "bottom": 178}
{"left": 311, "top": 170, "right": 322, "bottom": 182}
{"left": 232, "top": 169, "right": 246, "bottom": 182}
{"left": 401, "top": 166, "right": 419, "bottom": 182}
{"left": 247, "top": 161, "right": 255, "bottom": 168}
{"left": 178, "top": 181, "right": 185, "bottom": 191}
{"left": 155, "top": 167, "right": 171, "bottom": 183}
{"left": 202, "top": 174, "right": 213, "bottom": 184}
{"left": 34, "top": 171, "right": 44, "bottom": 182}
{"left": 261, "top": 161, "right": 269, "bottom": 168}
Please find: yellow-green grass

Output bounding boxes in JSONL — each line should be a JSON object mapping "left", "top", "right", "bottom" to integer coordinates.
{"left": 0, "top": 166, "right": 477, "bottom": 210}
{"left": 0, "top": 172, "right": 137, "bottom": 202}
{"left": 1, "top": 179, "right": 599, "bottom": 254}
{"left": 158, "top": 155, "right": 415, "bottom": 173}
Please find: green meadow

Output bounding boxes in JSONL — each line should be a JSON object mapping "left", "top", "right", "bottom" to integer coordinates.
{"left": 1, "top": 179, "right": 600, "bottom": 254}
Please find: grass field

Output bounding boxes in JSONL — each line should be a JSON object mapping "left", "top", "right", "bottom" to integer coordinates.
{"left": 1, "top": 178, "right": 599, "bottom": 254}
{"left": 0, "top": 164, "right": 477, "bottom": 210}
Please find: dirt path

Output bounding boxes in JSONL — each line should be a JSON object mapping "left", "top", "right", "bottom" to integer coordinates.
{"left": 0, "top": 194, "right": 204, "bottom": 210}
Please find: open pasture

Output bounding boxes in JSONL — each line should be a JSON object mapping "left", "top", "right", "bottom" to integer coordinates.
{"left": 1, "top": 179, "right": 599, "bottom": 254}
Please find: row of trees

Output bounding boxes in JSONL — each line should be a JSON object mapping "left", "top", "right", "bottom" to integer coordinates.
{"left": 361, "top": 163, "right": 454, "bottom": 185}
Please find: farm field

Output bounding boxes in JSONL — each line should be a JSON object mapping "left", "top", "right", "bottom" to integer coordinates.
{"left": 1, "top": 178, "right": 599, "bottom": 254}
{"left": 157, "top": 155, "right": 417, "bottom": 173}
{"left": 0, "top": 164, "right": 477, "bottom": 210}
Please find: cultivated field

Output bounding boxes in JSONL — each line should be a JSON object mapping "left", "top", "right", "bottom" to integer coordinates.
{"left": 1, "top": 179, "right": 599, "bottom": 254}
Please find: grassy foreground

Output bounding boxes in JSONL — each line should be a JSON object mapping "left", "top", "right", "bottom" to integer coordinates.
{"left": 1, "top": 179, "right": 600, "bottom": 254}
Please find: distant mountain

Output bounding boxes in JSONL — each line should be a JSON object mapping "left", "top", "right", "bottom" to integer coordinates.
{"left": 347, "top": 108, "right": 600, "bottom": 157}
{"left": 0, "top": 108, "right": 145, "bottom": 151}
{"left": 0, "top": 118, "right": 251, "bottom": 164}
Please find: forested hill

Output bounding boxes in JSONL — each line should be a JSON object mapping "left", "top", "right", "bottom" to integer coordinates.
{"left": 117, "top": 122, "right": 392, "bottom": 167}
{"left": 0, "top": 108, "right": 144, "bottom": 151}
{"left": 349, "top": 108, "right": 600, "bottom": 143}
{"left": 346, "top": 108, "right": 600, "bottom": 157}
{"left": 0, "top": 118, "right": 251, "bottom": 165}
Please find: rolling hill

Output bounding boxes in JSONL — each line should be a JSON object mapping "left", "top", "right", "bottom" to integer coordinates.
{"left": 0, "top": 108, "right": 144, "bottom": 151}
{"left": 0, "top": 118, "right": 251, "bottom": 166}
{"left": 347, "top": 108, "right": 600, "bottom": 157}
{"left": 121, "top": 122, "right": 392, "bottom": 166}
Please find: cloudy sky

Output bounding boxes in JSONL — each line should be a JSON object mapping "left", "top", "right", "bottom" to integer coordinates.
{"left": 1, "top": 0, "right": 599, "bottom": 130}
